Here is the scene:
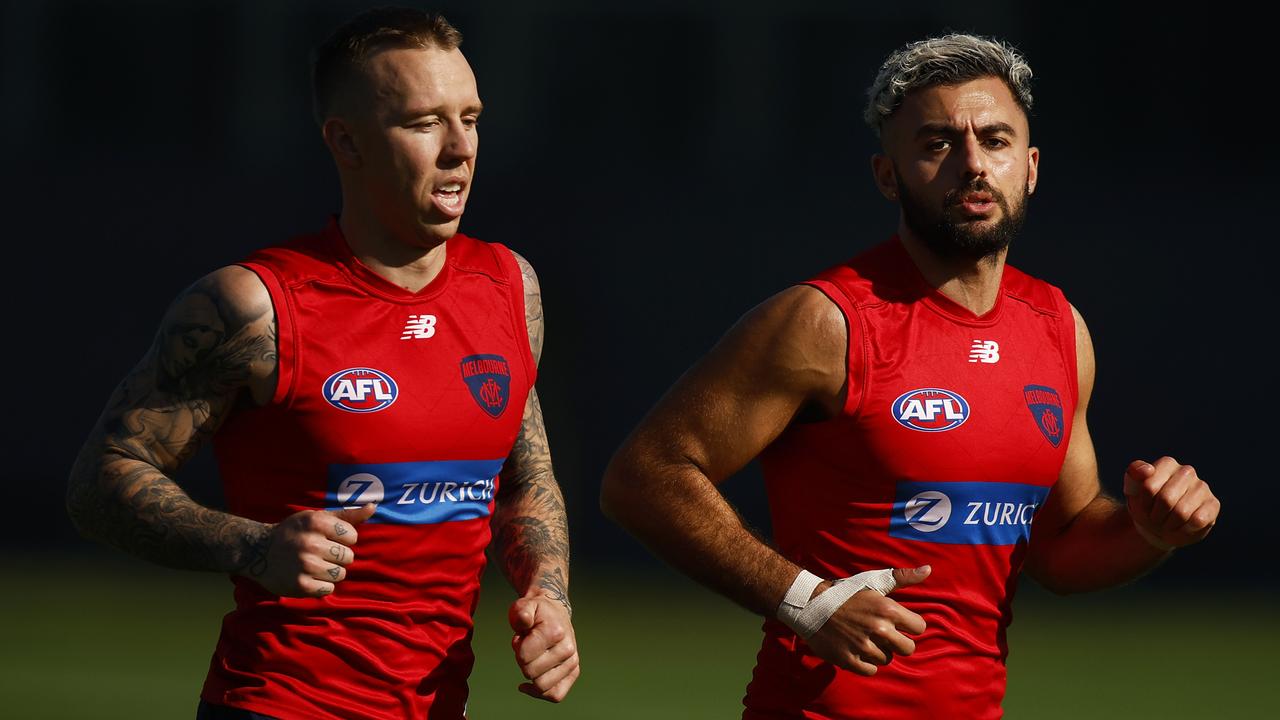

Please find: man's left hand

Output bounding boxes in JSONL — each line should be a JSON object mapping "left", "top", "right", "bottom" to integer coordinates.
{"left": 1123, "top": 457, "right": 1220, "bottom": 550}
{"left": 508, "top": 593, "right": 580, "bottom": 702}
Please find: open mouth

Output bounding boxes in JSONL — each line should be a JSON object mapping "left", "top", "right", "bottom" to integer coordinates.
{"left": 430, "top": 180, "right": 466, "bottom": 217}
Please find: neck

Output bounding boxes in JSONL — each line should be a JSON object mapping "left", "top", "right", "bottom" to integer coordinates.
{"left": 338, "top": 203, "right": 450, "bottom": 293}
{"left": 898, "top": 225, "right": 1007, "bottom": 316}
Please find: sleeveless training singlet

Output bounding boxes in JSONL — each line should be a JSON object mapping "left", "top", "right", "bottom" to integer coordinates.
{"left": 201, "top": 218, "right": 534, "bottom": 719}
{"left": 744, "top": 237, "right": 1077, "bottom": 719}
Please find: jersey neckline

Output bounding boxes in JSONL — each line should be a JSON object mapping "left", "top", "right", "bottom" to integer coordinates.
{"left": 322, "top": 216, "right": 457, "bottom": 304}
{"left": 888, "top": 235, "right": 1006, "bottom": 327}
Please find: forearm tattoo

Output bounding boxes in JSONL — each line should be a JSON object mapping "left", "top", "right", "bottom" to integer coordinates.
{"left": 67, "top": 274, "right": 277, "bottom": 574}
{"left": 494, "top": 389, "right": 572, "bottom": 615}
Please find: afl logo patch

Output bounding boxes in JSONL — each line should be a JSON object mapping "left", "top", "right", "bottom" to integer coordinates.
{"left": 892, "top": 388, "right": 970, "bottom": 432}
{"left": 323, "top": 367, "right": 399, "bottom": 413}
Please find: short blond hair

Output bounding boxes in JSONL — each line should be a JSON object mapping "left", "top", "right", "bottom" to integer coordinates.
{"left": 312, "top": 7, "right": 464, "bottom": 126}
{"left": 864, "top": 34, "right": 1034, "bottom": 137}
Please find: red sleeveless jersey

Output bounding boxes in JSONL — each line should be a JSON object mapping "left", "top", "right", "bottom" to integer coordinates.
{"left": 744, "top": 237, "right": 1077, "bottom": 719}
{"left": 201, "top": 219, "right": 534, "bottom": 719}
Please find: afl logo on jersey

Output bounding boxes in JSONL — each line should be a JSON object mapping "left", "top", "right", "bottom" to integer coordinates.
{"left": 892, "top": 388, "right": 970, "bottom": 432}
{"left": 323, "top": 367, "right": 399, "bottom": 413}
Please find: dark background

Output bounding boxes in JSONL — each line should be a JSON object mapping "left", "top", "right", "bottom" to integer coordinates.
{"left": 4, "top": 0, "right": 1273, "bottom": 589}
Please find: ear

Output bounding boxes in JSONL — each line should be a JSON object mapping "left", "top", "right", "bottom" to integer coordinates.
{"left": 871, "top": 153, "right": 899, "bottom": 202}
{"left": 322, "top": 117, "right": 362, "bottom": 169}
{"left": 1026, "top": 145, "right": 1040, "bottom": 195}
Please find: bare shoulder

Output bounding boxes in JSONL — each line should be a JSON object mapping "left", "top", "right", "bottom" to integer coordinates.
{"left": 190, "top": 265, "right": 273, "bottom": 327}
{"left": 152, "top": 265, "right": 278, "bottom": 398}
{"left": 711, "top": 284, "right": 848, "bottom": 404}
{"left": 1068, "top": 303, "right": 1095, "bottom": 402}
{"left": 508, "top": 249, "right": 544, "bottom": 364}
{"left": 509, "top": 249, "right": 541, "bottom": 295}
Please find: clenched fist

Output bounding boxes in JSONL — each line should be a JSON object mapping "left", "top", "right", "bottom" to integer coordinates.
{"left": 509, "top": 593, "right": 580, "bottom": 702}
{"left": 239, "top": 503, "right": 377, "bottom": 597}
{"left": 1123, "top": 457, "right": 1219, "bottom": 551}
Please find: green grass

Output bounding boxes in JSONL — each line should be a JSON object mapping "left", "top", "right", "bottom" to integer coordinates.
{"left": 3, "top": 555, "right": 1276, "bottom": 719}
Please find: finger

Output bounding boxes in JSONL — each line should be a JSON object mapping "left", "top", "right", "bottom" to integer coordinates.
{"left": 333, "top": 502, "right": 377, "bottom": 524}
{"left": 842, "top": 653, "right": 880, "bottom": 677}
{"left": 324, "top": 542, "right": 353, "bottom": 566}
{"left": 1139, "top": 457, "right": 1181, "bottom": 496}
{"left": 1122, "top": 460, "right": 1156, "bottom": 496}
{"left": 520, "top": 636, "right": 577, "bottom": 679}
{"left": 889, "top": 565, "right": 931, "bottom": 592}
{"left": 1148, "top": 465, "right": 1197, "bottom": 527}
{"left": 303, "top": 555, "right": 348, "bottom": 583}
{"left": 515, "top": 624, "right": 568, "bottom": 666}
{"left": 857, "top": 637, "right": 891, "bottom": 666}
{"left": 518, "top": 671, "right": 578, "bottom": 703}
{"left": 1161, "top": 480, "right": 1209, "bottom": 534}
{"left": 873, "top": 625, "right": 918, "bottom": 656}
{"left": 1176, "top": 496, "right": 1220, "bottom": 538}
{"left": 884, "top": 599, "right": 928, "bottom": 635}
{"left": 536, "top": 664, "right": 581, "bottom": 703}
{"left": 326, "top": 504, "right": 374, "bottom": 545}
{"left": 525, "top": 648, "right": 579, "bottom": 693}
{"left": 298, "top": 576, "right": 335, "bottom": 598}
{"left": 508, "top": 597, "right": 540, "bottom": 634}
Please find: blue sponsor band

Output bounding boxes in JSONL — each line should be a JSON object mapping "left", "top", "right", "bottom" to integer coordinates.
{"left": 889, "top": 481, "right": 1051, "bottom": 545}
{"left": 327, "top": 458, "right": 505, "bottom": 524}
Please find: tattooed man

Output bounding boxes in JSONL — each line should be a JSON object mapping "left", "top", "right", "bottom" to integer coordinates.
{"left": 68, "top": 8, "right": 578, "bottom": 719}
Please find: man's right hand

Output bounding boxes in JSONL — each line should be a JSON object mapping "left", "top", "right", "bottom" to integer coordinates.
{"left": 804, "top": 565, "right": 931, "bottom": 676}
{"left": 243, "top": 503, "right": 377, "bottom": 597}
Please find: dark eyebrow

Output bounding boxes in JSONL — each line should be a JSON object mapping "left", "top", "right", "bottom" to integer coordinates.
{"left": 914, "top": 121, "right": 1018, "bottom": 140}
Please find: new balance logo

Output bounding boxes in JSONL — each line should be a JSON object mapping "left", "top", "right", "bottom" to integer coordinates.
{"left": 968, "top": 340, "right": 1000, "bottom": 364}
{"left": 401, "top": 314, "right": 438, "bottom": 340}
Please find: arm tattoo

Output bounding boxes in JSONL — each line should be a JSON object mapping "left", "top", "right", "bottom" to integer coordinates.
{"left": 492, "top": 255, "right": 570, "bottom": 612}
{"left": 493, "top": 389, "right": 572, "bottom": 612}
{"left": 67, "top": 270, "right": 278, "bottom": 574}
{"left": 537, "top": 567, "right": 572, "bottom": 617}
{"left": 513, "top": 251, "right": 544, "bottom": 363}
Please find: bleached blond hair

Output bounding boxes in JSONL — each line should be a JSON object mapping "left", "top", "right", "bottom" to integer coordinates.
{"left": 864, "top": 34, "right": 1034, "bottom": 136}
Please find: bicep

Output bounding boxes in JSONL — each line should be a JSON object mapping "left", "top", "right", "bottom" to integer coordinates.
{"left": 95, "top": 266, "right": 276, "bottom": 472}
{"left": 1028, "top": 304, "right": 1101, "bottom": 554}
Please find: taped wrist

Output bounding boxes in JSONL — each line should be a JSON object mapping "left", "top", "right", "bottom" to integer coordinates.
{"left": 776, "top": 568, "right": 897, "bottom": 639}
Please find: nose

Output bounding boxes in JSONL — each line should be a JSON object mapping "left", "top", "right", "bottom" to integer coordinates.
{"left": 955, "top": 132, "right": 988, "bottom": 181}
{"left": 440, "top": 119, "right": 477, "bottom": 166}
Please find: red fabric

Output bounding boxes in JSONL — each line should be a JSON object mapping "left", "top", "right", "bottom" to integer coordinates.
{"left": 745, "top": 237, "right": 1077, "bottom": 719}
{"left": 202, "top": 219, "right": 533, "bottom": 720}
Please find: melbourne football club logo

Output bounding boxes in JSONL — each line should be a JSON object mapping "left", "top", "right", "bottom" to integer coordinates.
{"left": 891, "top": 388, "right": 970, "bottom": 432}
{"left": 903, "top": 491, "right": 952, "bottom": 532}
{"left": 323, "top": 367, "right": 399, "bottom": 413}
{"left": 1023, "top": 385, "right": 1065, "bottom": 447}
{"left": 460, "top": 354, "right": 511, "bottom": 418}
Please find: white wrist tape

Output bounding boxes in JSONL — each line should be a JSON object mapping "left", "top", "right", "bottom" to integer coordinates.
{"left": 777, "top": 568, "right": 898, "bottom": 639}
